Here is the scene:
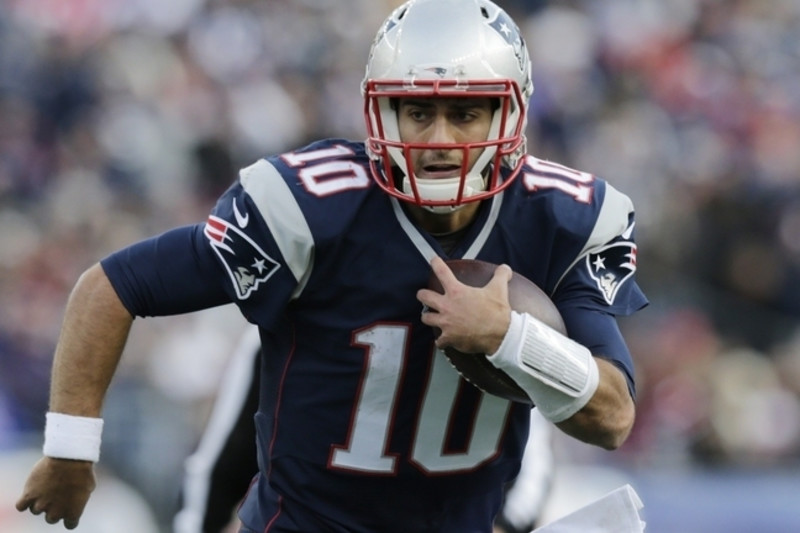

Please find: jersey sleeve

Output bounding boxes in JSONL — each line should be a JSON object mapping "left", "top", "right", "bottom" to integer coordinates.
{"left": 552, "top": 182, "right": 647, "bottom": 317}
{"left": 550, "top": 182, "right": 647, "bottom": 396}
{"left": 102, "top": 146, "right": 321, "bottom": 325}
{"left": 198, "top": 140, "right": 371, "bottom": 327}
{"left": 101, "top": 224, "right": 232, "bottom": 317}
{"left": 202, "top": 159, "right": 313, "bottom": 326}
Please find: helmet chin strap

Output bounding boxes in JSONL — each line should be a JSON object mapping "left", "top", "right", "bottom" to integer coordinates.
{"left": 402, "top": 173, "right": 486, "bottom": 214}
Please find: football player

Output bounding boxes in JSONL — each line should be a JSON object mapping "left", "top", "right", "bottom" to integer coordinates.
{"left": 173, "top": 328, "right": 554, "bottom": 533}
{"left": 17, "top": 0, "right": 647, "bottom": 531}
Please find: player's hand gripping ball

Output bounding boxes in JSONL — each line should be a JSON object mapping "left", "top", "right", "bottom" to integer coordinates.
{"left": 427, "top": 259, "right": 567, "bottom": 404}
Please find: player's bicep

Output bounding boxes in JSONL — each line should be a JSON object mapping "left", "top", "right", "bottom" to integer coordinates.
{"left": 101, "top": 224, "right": 231, "bottom": 317}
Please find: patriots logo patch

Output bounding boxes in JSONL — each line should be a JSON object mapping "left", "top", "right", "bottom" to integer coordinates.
{"left": 205, "top": 215, "right": 280, "bottom": 300}
{"left": 586, "top": 242, "right": 637, "bottom": 305}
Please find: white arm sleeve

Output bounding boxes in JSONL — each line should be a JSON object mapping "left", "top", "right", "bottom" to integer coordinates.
{"left": 487, "top": 311, "right": 599, "bottom": 422}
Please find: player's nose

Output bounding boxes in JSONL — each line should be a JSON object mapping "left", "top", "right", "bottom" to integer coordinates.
{"left": 427, "top": 115, "right": 457, "bottom": 144}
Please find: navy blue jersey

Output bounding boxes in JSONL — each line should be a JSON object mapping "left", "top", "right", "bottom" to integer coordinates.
{"left": 104, "top": 138, "right": 646, "bottom": 533}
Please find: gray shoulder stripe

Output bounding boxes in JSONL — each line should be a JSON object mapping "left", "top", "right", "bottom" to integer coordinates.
{"left": 391, "top": 197, "right": 438, "bottom": 262}
{"left": 390, "top": 190, "right": 504, "bottom": 263}
{"left": 239, "top": 159, "right": 314, "bottom": 295}
{"left": 553, "top": 183, "right": 634, "bottom": 293}
{"left": 582, "top": 183, "right": 634, "bottom": 254}
{"left": 464, "top": 190, "right": 504, "bottom": 259}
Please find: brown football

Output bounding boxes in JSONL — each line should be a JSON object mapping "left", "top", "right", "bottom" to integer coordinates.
{"left": 427, "top": 259, "right": 567, "bottom": 404}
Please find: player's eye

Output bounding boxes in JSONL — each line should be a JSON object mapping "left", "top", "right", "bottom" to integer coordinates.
{"left": 452, "top": 110, "right": 475, "bottom": 122}
{"left": 407, "top": 108, "right": 431, "bottom": 122}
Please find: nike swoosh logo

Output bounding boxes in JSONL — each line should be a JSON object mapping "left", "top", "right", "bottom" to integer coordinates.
{"left": 232, "top": 198, "right": 249, "bottom": 228}
{"left": 622, "top": 221, "right": 635, "bottom": 239}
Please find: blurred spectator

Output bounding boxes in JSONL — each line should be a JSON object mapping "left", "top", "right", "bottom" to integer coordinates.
{"left": 2, "top": 0, "right": 800, "bottom": 530}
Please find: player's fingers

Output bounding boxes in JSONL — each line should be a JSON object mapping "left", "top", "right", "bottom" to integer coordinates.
{"left": 417, "top": 257, "right": 453, "bottom": 309}
{"left": 488, "top": 264, "right": 512, "bottom": 290}
{"left": 429, "top": 256, "right": 458, "bottom": 290}
{"left": 52, "top": 500, "right": 87, "bottom": 529}
{"left": 486, "top": 264, "right": 512, "bottom": 303}
{"left": 419, "top": 302, "right": 440, "bottom": 324}
{"left": 15, "top": 495, "right": 32, "bottom": 512}
{"left": 40, "top": 502, "right": 79, "bottom": 529}
{"left": 30, "top": 500, "right": 47, "bottom": 516}
{"left": 416, "top": 288, "right": 441, "bottom": 310}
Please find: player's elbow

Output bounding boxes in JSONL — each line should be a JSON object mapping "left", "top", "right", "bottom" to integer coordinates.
{"left": 594, "top": 401, "right": 635, "bottom": 450}
{"left": 583, "top": 358, "right": 636, "bottom": 450}
{"left": 557, "top": 397, "right": 635, "bottom": 450}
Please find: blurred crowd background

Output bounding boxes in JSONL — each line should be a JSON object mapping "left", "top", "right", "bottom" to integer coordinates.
{"left": 2, "top": 0, "right": 800, "bottom": 531}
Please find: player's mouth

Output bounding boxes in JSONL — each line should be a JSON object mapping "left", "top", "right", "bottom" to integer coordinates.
{"left": 419, "top": 163, "right": 462, "bottom": 179}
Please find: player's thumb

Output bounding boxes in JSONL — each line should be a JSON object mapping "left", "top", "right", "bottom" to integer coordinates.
{"left": 488, "top": 264, "right": 513, "bottom": 295}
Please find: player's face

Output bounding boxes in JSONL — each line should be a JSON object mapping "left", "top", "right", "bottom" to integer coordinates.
{"left": 396, "top": 97, "right": 493, "bottom": 181}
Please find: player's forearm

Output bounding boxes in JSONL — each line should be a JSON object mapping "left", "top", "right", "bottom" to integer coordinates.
{"left": 555, "top": 358, "right": 635, "bottom": 450}
{"left": 49, "top": 263, "right": 133, "bottom": 417}
{"left": 488, "top": 311, "right": 635, "bottom": 449}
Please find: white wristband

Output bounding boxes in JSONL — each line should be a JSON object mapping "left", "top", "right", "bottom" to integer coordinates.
{"left": 43, "top": 412, "right": 104, "bottom": 462}
{"left": 488, "top": 311, "right": 599, "bottom": 423}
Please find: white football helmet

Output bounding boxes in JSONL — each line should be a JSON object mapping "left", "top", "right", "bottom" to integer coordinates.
{"left": 362, "top": 0, "right": 533, "bottom": 212}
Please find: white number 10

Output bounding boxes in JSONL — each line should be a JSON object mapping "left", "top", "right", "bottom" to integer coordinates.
{"left": 331, "top": 324, "right": 513, "bottom": 474}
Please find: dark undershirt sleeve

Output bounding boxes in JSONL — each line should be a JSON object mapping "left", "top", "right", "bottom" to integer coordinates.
{"left": 559, "top": 306, "right": 636, "bottom": 400}
{"left": 100, "top": 224, "right": 232, "bottom": 317}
